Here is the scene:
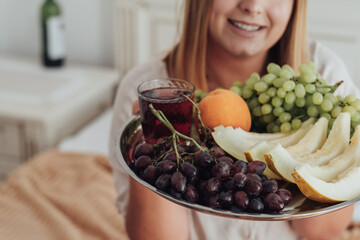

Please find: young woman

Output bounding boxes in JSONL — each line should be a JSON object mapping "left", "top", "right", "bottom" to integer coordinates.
{"left": 109, "top": 0, "right": 356, "bottom": 239}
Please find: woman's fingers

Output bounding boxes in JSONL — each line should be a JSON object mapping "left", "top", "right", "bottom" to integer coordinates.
{"left": 132, "top": 100, "right": 140, "bottom": 115}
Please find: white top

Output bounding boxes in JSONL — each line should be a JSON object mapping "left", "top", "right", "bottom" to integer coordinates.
{"left": 109, "top": 41, "right": 359, "bottom": 240}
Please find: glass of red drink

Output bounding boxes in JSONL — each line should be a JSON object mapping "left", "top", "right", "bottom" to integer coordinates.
{"left": 137, "top": 78, "right": 195, "bottom": 144}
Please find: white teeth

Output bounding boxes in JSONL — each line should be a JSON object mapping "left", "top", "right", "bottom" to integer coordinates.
{"left": 232, "top": 21, "right": 260, "bottom": 31}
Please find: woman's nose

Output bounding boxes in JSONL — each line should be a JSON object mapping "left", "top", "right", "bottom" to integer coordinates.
{"left": 238, "top": 0, "right": 263, "bottom": 16}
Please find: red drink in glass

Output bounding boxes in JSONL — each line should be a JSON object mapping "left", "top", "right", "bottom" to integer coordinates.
{"left": 138, "top": 79, "right": 195, "bottom": 144}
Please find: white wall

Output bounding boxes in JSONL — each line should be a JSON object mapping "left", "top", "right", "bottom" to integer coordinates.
{"left": 0, "top": 0, "right": 115, "bottom": 67}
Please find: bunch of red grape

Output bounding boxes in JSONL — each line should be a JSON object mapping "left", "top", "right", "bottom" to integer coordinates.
{"left": 131, "top": 139, "right": 292, "bottom": 214}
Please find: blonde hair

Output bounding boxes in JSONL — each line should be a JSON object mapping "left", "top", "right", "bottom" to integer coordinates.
{"left": 165, "top": 0, "right": 308, "bottom": 91}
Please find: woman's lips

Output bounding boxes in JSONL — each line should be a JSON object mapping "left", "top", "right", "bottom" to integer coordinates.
{"left": 228, "top": 19, "right": 263, "bottom": 31}
{"left": 227, "top": 19, "right": 265, "bottom": 37}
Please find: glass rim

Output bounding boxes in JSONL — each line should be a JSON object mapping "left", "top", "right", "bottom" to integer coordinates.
{"left": 137, "top": 78, "right": 195, "bottom": 101}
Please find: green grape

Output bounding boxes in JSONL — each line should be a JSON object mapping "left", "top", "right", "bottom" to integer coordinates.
{"left": 317, "top": 78, "right": 328, "bottom": 85}
{"left": 305, "top": 84, "right": 316, "bottom": 94}
{"left": 273, "top": 107, "right": 284, "bottom": 117}
{"left": 201, "top": 91, "right": 208, "bottom": 99}
{"left": 312, "top": 92, "right": 324, "bottom": 105}
{"left": 230, "top": 86, "right": 241, "bottom": 95}
{"left": 299, "top": 63, "right": 313, "bottom": 75}
{"left": 273, "top": 78, "right": 287, "bottom": 88}
{"left": 318, "top": 87, "right": 331, "bottom": 94}
{"left": 345, "top": 94, "right": 357, "bottom": 104}
{"left": 267, "top": 87, "right": 277, "bottom": 97}
{"left": 280, "top": 122, "right": 292, "bottom": 133}
{"left": 291, "top": 118, "right": 302, "bottom": 130}
{"left": 305, "top": 95, "right": 314, "bottom": 106}
{"left": 258, "top": 93, "right": 270, "bottom": 104}
{"left": 248, "top": 97, "right": 260, "bottom": 109}
{"left": 351, "top": 99, "right": 360, "bottom": 111}
{"left": 251, "top": 72, "right": 261, "bottom": 81}
{"left": 284, "top": 102, "right": 294, "bottom": 111}
{"left": 324, "top": 93, "right": 337, "bottom": 105}
{"left": 232, "top": 80, "right": 243, "bottom": 88}
{"left": 282, "top": 80, "right": 296, "bottom": 92}
{"left": 242, "top": 87, "right": 253, "bottom": 99}
{"left": 342, "top": 105, "right": 356, "bottom": 115}
{"left": 320, "top": 113, "right": 331, "bottom": 121}
{"left": 337, "top": 95, "right": 344, "bottom": 102}
{"left": 320, "top": 99, "right": 333, "bottom": 112}
{"left": 307, "top": 105, "right": 319, "bottom": 117}
{"left": 331, "top": 106, "right": 342, "bottom": 118}
{"left": 263, "top": 114, "right": 275, "bottom": 123}
{"left": 285, "top": 92, "right": 296, "bottom": 104}
{"left": 295, "top": 98, "right": 306, "bottom": 107}
{"left": 267, "top": 122, "right": 276, "bottom": 133}
{"left": 277, "top": 88, "right": 286, "bottom": 98}
{"left": 254, "top": 81, "right": 269, "bottom": 93}
{"left": 272, "top": 124, "right": 280, "bottom": 133}
{"left": 303, "top": 73, "right": 317, "bottom": 83}
{"left": 271, "top": 97, "right": 284, "bottom": 107}
{"left": 279, "top": 112, "right": 291, "bottom": 123}
{"left": 351, "top": 112, "right": 360, "bottom": 122}
{"left": 282, "top": 64, "right": 295, "bottom": 76}
{"left": 294, "top": 84, "right": 306, "bottom": 98}
{"left": 245, "top": 78, "right": 258, "bottom": 90}
{"left": 253, "top": 106, "right": 263, "bottom": 117}
{"left": 194, "top": 89, "right": 203, "bottom": 98}
{"left": 262, "top": 73, "right": 277, "bottom": 84}
{"left": 308, "top": 61, "right": 316, "bottom": 72}
{"left": 279, "top": 69, "right": 294, "bottom": 79}
{"left": 261, "top": 104, "right": 273, "bottom": 115}
{"left": 267, "top": 63, "right": 282, "bottom": 76}
{"left": 275, "top": 118, "right": 282, "bottom": 125}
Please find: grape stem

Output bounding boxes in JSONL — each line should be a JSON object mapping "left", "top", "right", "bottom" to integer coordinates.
{"left": 316, "top": 80, "right": 344, "bottom": 92}
{"left": 149, "top": 104, "right": 208, "bottom": 166}
{"left": 181, "top": 93, "right": 212, "bottom": 144}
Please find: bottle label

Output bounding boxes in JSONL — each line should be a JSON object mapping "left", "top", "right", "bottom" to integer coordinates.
{"left": 46, "top": 17, "right": 66, "bottom": 60}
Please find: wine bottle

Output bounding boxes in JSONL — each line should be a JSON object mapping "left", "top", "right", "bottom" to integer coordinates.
{"left": 41, "top": 0, "right": 66, "bottom": 67}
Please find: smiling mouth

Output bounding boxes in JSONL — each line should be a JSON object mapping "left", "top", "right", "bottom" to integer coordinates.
{"left": 228, "top": 19, "right": 262, "bottom": 32}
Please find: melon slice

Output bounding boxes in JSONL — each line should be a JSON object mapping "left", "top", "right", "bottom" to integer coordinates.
{"left": 293, "top": 164, "right": 360, "bottom": 203}
{"left": 264, "top": 117, "right": 329, "bottom": 183}
{"left": 212, "top": 118, "right": 314, "bottom": 161}
{"left": 244, "top": 141, "right": 282, "bottom": 179}
{"left": 301, "top": 125, "right": 360, "bottom": 182}
{"left": 286, "top": 117, "right": 328, "bottom": 157}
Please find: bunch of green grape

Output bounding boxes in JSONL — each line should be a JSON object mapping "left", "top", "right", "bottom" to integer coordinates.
{"left": 227, "top": 62, "right": 360, "bottom": 134}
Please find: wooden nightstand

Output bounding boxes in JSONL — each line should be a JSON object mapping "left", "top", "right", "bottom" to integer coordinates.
{"left": 0, "top": 56, "right": 119, "bottom": 179}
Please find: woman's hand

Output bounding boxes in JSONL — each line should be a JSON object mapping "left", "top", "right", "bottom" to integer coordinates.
{"left": 291, "top": 205, "right": 354, "bottom": 240}
{"left": 132, "top": 101, "right": 140, "bottom": 115}
{"left": 125, "top": 178, "right": 190, "bottom": 240}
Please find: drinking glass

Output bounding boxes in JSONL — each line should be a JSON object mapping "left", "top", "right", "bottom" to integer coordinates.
{"left": 137, "top": 78, "right": 195, "bottom": 144}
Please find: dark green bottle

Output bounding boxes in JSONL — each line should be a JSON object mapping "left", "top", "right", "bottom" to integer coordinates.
{"left": 41, "top": 0, "right": 66, "bottom": 67}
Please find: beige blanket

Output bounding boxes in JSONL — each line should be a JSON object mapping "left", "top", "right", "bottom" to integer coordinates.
{"left": 0, "top": 150, "right": 129, "bottom": 240}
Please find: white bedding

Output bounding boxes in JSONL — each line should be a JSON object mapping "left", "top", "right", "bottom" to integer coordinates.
{"left": 58, "top": 108, "right": 113, "bottom": 156}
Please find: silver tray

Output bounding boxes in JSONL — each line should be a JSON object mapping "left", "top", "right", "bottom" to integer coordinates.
{"left": 115, "top": 115, "right": 359, "bottom": 221}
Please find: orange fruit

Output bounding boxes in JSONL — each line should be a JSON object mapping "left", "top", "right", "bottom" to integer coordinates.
{"left": 198, "top": 89, "right": 251, "bottom": 131}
